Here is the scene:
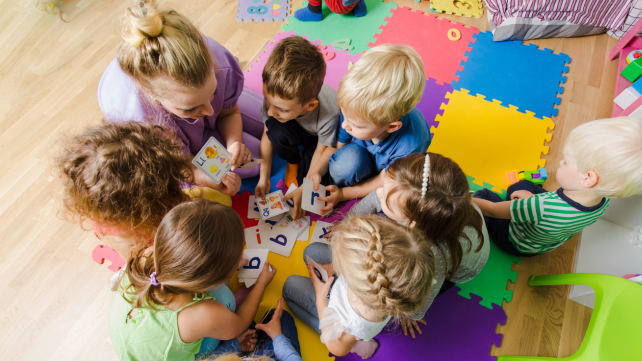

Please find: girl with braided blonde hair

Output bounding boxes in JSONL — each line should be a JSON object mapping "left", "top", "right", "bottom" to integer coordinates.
{"left": 282, "top": 215, "right": 435, "bottom": 359}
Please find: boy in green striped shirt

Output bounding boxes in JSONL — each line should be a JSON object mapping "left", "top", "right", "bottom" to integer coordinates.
{"left": 473, "top": 117, "right": 642, "bottom": 256}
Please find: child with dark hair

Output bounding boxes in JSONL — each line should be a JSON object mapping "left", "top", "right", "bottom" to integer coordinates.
{"left": 256, "top": 35, "right": 341, "bottom": 219}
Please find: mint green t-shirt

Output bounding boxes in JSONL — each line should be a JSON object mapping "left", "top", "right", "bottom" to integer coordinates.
{"left": 108, "top": 275, "right": 214, "bottom": 361}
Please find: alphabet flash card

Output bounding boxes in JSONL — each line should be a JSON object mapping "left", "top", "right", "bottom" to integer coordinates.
{"left": 244, "top": 223, "right": 272, "bottom": 249}
{"left": 301, "top": 178, "right": 326, "bottom": 215}
{"left": 265, "top": 215, "right": 301, "bottom": 257}
{"left": 238, "top": 249, "right": 268, "bottom": 280}
{"left": 192, "top": 137, "right": 233, "bottom": 184}
{"left": 306, "top": 255, "right": 329, "bottom": 283}
{"left": 256, "top": 190, "right": 289, "bottom": 220}
{"left": 310, "top": 220, "right": 333, "bottom": 246}
{"left": 297, "top": 216, "right": 311, "bottom": 241}
{"left": 248, "top": 196, "right": 260, "bottom": 219}
{"left": 238, "top": 158, "right": 263, "bottom": 170}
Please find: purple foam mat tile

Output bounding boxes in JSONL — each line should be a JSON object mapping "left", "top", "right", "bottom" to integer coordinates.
{"left": 244, "top": 31, "right": 362, "bottom": 94}
{"left": 236, "top": 0, "right": 290, "bottom": 22}
{"left": 415, "top": 78, "right": 453, "bottom": 133}
{"left": 333, "top": 287, "right": 506, "bottom": 361}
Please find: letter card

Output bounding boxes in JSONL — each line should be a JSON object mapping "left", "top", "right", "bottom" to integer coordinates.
{"left": 244, "top": 223, "right": 272, "bottom": 249}
{"left": 256, "top": 190, "right": 289, "bottom": 220}
{"left": 237, "top": 158, "right": 263, "bottom": 170}
{"left": 238, "top": 249, "right": 268, "bottom": 279}
{"left": 248, "top": 196, "right": 260, "bottom": 219}
{"left": 306, "top": 255, "right": 329, "bottom": 283}
{"left": 191, "top": 137, "right": 233, "bottom": 184}
{"left": 265, "top": 215, "right": 302, "bottom": 257}
{"left": 301, "top": 178, "right": 326, "bottom": 215}
{"left": 310, "top": 220, "right": 333, "bottom": 246}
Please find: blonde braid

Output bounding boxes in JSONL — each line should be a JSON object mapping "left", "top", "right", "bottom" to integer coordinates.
{"left": 363, "top": 222, "right": 393, "bottom": 309}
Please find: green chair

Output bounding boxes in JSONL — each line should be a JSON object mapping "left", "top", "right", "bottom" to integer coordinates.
{"left": 498, "top": 273, "right": 642, "bottom": 361}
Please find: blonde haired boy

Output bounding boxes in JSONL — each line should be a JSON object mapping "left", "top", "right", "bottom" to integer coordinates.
{"left": 474, "top": 117, "right": 642, "bottom": 256}
{"left": 320, "top": 44, "right": 431, "bottom": 214}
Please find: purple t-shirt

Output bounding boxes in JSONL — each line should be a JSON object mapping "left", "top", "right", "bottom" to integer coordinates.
{"left": 97, "top": 36, "right": 244, "bottom": 155}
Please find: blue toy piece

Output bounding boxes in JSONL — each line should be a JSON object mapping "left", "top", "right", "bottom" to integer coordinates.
{"left": 453, "top": 31, "right": 570, "bottom": 120}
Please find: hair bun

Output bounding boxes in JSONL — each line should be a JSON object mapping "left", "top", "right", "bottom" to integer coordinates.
{"left": 123, "top": 0, "right": 164, "bottom": 46}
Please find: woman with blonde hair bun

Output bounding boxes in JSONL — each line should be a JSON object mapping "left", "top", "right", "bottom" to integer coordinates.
{"left": 98, "top": 0, "right": 265, "bottom": 196}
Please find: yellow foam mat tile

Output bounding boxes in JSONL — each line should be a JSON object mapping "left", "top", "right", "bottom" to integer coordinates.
{"left": 230, "top": 223, "right": 333, "bottom": 361}
{"left": 430, "top": 89, "right": 554, "bottom": 193}
{"left": 430, "top": 0, "right": 484, "bottom": 18}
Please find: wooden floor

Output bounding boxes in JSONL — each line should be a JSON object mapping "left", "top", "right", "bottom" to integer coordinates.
{"left": 0, "top": 0, "right": 618, "bottom": 359}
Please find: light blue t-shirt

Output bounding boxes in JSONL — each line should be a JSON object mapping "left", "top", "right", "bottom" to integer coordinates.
{"left": 336, "top": 108, "right": 432, "bottom": 171}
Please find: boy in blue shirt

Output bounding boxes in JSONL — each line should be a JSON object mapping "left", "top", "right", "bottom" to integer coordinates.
{"left": 319, "top": 44, "right": 432, "bottom": 215}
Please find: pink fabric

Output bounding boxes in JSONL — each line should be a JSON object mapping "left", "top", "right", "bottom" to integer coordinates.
{"left": 485, "top": 0, "right": 632, "bottom": 30}
{"left": 97, "top": 36, "right": 263, "bottom": 178}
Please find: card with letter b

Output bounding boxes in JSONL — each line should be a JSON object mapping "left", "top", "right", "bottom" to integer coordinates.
{"left": 301, "top": 178, "right": 326, "bottom": 215}
{"left": 238, "top": 249, "right": 268, "bottom": 280}
{"left": 192, "top": 137, "right": 233, "bottom": 184}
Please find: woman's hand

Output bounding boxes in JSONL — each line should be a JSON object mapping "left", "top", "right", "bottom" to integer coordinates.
{"left": 236, "top": 329, "right": 258, "bottom": 352}
{"left": 254, "top": 299, "right": 285, "bottom": 340}
{"left": 318, "top": 185, "right": 343, "bottom": 216}
{"left": 228, "top": 141, "right": 252, "bottom": 171}
{"left": 399, "top": 315, "right": 426, "bottom": 338}
{"left": 213, "top": 172, "right": 241, "bottom": 196}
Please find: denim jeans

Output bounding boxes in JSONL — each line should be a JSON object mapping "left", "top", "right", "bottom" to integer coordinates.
{"left": 473, "top": 180, "right": 546, "bottom": 257}
{"left": 282, "top": 243, "right": 333, "bottom": 334}
{"left": 329, "top": 142, "right": 378, "bottom": 187}
{"left": 211, "top": 310, "right": 301, "bottom": 357}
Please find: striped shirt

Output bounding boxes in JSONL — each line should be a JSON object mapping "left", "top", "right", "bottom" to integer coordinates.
{"left": 508, "top": 188, "right": 609, "bottom": 254}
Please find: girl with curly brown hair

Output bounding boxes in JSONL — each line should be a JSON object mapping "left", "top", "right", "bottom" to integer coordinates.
{"left": 56, "top": 122, "right": 203, "bottom": 264}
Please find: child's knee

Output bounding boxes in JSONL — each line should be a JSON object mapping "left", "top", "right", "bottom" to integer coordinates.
{"left": 329, "top": 145, "right": 375, "bottom": 186}
{"left": 303, "top": 242, "right": 331, "bottom": 265}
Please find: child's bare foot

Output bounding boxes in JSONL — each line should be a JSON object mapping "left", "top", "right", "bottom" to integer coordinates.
{"left": 350, "top": 339, "right": 379, "bottom": 359}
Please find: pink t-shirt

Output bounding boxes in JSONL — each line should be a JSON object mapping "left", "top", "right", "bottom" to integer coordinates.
{"left": 97, "top": 36, "right": 244, "bottom": 155}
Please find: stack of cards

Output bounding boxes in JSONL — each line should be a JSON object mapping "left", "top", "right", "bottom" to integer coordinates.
{"left": 238, "top": 249, "right": 268, "bottom": 287}
{"left": 255, "top": 190, "right": 290, "bottom": 220}
{"left": 244, "top": 215, "right": 311, "bottom": 257}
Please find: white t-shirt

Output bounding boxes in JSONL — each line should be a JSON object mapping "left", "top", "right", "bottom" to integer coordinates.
{"left": 319, "top": 276, "right": 391, "bottom": 343}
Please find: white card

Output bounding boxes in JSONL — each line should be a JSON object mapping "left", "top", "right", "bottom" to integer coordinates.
{"left": 285, "top": 184, "right": 298, "bottom": 196}
{"left": 259, "top": 216, "right": 281, "bottom": 229}
{"left": 301, "top": 178, "right": 326, "bottom": 215}
{"left": 238, "top": 249, "right": 268, "bottom": 279}
{"left": 273, "top": 214, "right": 310, "bottom": 237}
{"left": 238, "top": 158, "right": 263, "bottom": 170}
{"left": 256, "top": 190, "right": 289, "bottom": 220}
{"left": 243, "top": 278, "right": 257, "bottom": 287}
{"left": 306, "top": 255, "right": 329, "bottom": 282}
{"left": 244, "top": 224, "right": 272, "bottom": 249}
{"left": 297, "top": 216, "right": 311, "bottom": 241}
{"left": 310, "top": 221, "right": 333, "bottom": 245}
{"left": 265, "top": 218, "right": 300, "bottom": 257}
{"left": 192, "top": 137, "right": 233, "bottom": 184}
{"left": 248, "top": 196, "right": 260, "bottom": 219}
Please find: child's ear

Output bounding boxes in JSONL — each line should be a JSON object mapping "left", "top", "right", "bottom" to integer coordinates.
{"left": 580, "top": 170, "right": 599, "bottom": 188}
{"left": 306, "top": 99, "right": 319, "bottom": 111}
{"left": 409, "top": 221, "right": 417, "bottom": 228}
{"left": 386, "top": 120, "right": 403, "bottom": 133}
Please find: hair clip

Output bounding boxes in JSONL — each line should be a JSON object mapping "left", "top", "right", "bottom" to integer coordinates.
{"left": 150, "top": 271, "right": 160, "bottom": 286}
{"left": 421, "top": 154, "right": 430, "bottom": 198}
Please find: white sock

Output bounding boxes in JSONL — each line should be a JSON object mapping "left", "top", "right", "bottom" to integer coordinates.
{"left": 350, "top": 340, "right": 379, "bottom": 359}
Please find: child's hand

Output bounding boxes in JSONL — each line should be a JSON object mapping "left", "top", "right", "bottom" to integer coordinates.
{"left": 236, "top": 329, "right": 258, "bottom": 352}
{"left": 227, "top": 141, "right": 252, "bottom": 171}
{"left": 308, "top": 263, "right": 334, "bottom": 299}
{"left": 283, "top": 187, "right": 304, "bottom": 220}
{"left": 255, "top": 177, "right": 271, "bottom": 200}
{"left": 321, "top": 222, "right": 339, "bottom": 239}
{"left": 308, "top": 173, "right": 322, "bottom": 191}
{"left": 318, "top": 186, "right": 343, "bottom": 216}
{"left": 511, "top": 190, "right": 534, "bottom": 200}
{"left": 256, "top": 260, "right": 277, "bottom": 288}
{"left": 399, "top": 315, "right": 426, "bottom": 338}
{"left": 215, "top": 173, "right": 241, "bottom": 196}
{"left": 254, "top": 298, "right": 285, "bottom": 340}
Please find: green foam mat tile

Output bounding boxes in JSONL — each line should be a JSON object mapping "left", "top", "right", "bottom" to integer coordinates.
{"left": 457, "top": 240, "right": 521, "bottom": 309}
{"left": 282, "top": 0, "right": 397, "bottom": 54}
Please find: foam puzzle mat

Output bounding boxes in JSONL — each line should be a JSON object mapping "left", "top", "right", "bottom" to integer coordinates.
{"left": 370, "top": 7, "right": 479, "bottom": 85}
{"left": 236, "top": 0, "right": 291, "bottom": 22}
{"left": 283, "top": 0, "right": 397, "bottom": 54}
{"left": 429, "top": 0, "right": 484, "bottom": 18}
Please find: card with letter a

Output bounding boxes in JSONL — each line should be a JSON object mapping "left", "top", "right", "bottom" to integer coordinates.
{"left": 192, "top": 137, "right": 233, "bottom": 184}
{"left": 301, "top": 178, "right": 326, "bottom": 215}
{"left": 256, "top": 190, "right": 289, "bottom": 220}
